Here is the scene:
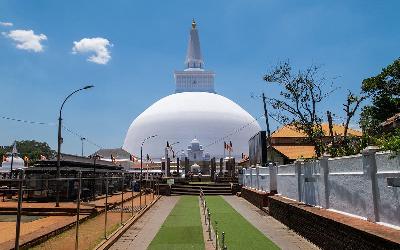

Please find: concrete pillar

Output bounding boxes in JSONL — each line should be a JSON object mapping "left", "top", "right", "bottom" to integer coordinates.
{"left": 166, "top": 158, "right": 171, "bottom": 177}
{"left": 269, "top": 162, "right": 277, "bottom": 193}
{"left": 319, "top": 154, "right": 330, "bottom": 209}
{"left": 210, "top": 158, "right": 216, "bottom": 180}
{"left": 161, "top": 161, "right": 165, "bottom": 172}
{"left": 250, "top": 167, "right": 253, "bottom": 189}
{"left": 256, "top": 166, "right": 260, "bottom": 190}
{"left": 232, "top": 158, "right": 236, "bottom": 177}
{"left": 184, "top": 157, "right": 189, "bottom": 174}
{"left": 176, "top": 158, "right": 180, "bottom": 176}
{"left": 362, "top": 146, "right": 380, "bottom": 222}
{"left": 295, "top": 160, "right": 303, "bottom": 202}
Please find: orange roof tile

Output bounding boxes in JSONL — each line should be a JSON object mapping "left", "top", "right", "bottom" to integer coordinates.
{"left": 380, "top": 112, "right": 400, "bottom": 127}
{"left": 271, "top": 123, "right": 362, "bottom": 138}
{"left": 273, "top": 145, "right": 316, "bottom": 160}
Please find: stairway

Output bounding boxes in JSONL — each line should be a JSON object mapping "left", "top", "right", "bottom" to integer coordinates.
{"left": 171, "top": 183, "right": 232, "bottom": 195}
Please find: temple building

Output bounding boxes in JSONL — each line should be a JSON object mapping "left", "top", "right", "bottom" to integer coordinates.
{"left": 187, "top": 138, "right": 210, "bottom": 162}
{"left": 267, "top": 123, "right": 363, "bottom": 164}
{"left": 123, "top": 20, "right": 261, "bottom": 159}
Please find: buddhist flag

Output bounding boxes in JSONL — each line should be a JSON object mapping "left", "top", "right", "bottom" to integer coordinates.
{"left": 24, "top": 156, "right": 29, "bottom": 167}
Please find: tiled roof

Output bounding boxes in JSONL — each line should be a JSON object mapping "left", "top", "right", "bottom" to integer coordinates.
{"left": 271, "top": 123, "right": 362, "bottom": 138}
{"left": 94, "top": 148, "right": 131, "bottom": 160}
{"left": 380, "top": 112, "right": 400, "bottom": 127}
{"left": 273, "top": 145, "right": 316, "bottom": 160}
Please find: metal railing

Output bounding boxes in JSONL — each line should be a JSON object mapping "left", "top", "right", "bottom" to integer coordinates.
{"left": 0, "top": 170, "right": 160, "bottom": 250}
{"left": 199, "top": 189, "right": 228, "bottom": 250}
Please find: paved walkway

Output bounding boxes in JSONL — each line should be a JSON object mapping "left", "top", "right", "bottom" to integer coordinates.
{"left": 223, "top": 196, "right": 319, "bottom": 250}
{"left": 110, "top": 196, "right": 180, "bottom": 250}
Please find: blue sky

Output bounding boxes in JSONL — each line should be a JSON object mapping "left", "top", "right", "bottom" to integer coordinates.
{"left": 1, "top": 0, "right": 399, "bottom": 156}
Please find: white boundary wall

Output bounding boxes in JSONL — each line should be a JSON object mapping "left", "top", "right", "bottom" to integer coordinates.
{"left": 239, "top": 147, "right": 400, "bottom": 227}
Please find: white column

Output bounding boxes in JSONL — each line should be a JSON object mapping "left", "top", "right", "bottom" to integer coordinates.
{"left": 269, "top": 162, "right": 277, "bottom": 193}
{"left": 295, "top": 160, "right": 303, "bottom": 202}
{"left": 319, "top": 154, "right": 330, "bottom": 209}
{"left": 362, "top": 146, "right": 380, "bottom": 222}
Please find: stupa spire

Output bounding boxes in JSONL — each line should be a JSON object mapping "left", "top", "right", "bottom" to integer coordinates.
{"left": 185, "top": 19, "right": 203, "bottom": 69}
{"left": 192, "top": 19, "right": 196, "bottom": 29}
{"left": 174, "top": 20, "right": 215, "bottom": 93}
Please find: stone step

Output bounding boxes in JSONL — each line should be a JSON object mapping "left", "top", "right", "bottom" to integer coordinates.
{"left": 171, "top": 188, "right": 231, "bottom": 194}
{"left": 171, "top": 190, "right": 232, "bottom": 196}
{"left": 172, "top": 185, "right": 231, "bottom": 190}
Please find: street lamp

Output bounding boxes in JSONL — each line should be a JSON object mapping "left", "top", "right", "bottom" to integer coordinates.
{"left": 140, "top": 135, "right": 157, "bottom": 208}
{"left": 80, "top": 137, "right": 86, "bottom": 157}
{"left": 55, "top": 85, "right": 94, "bottom": 207}
{"left": 92, "top": 153, "right": 101, "bottom": 200}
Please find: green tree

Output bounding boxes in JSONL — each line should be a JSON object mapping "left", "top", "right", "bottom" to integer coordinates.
{"left": 327, "top": 91, "right": 366, "bottom": 157}
{"left": 361, "top": 58, "right": 400, "bottom": 136}
{"left": 264, "top": 62, "right": 332, "bottom": 157}
{"left": 0, "top": 140, "right": 55, "bottom": 165}
{"left": 377, "top": 128, "right": 400, "bottom": 155}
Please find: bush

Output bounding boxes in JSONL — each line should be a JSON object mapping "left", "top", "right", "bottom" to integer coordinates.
{"left": 377, "top": 129, "right": 400, "bottom": 155}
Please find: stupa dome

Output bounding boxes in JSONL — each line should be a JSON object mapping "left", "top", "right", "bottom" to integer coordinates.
{"left": 123, "top": 92, "right": 260, "bottom": 158}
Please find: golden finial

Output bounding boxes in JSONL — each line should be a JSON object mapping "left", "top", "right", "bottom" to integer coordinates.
{"left": 192, "top": 19, "right": 196, "bottom": 29}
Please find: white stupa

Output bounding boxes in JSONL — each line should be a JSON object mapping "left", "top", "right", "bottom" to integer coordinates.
{"left": 123, "top": 20, "right": 261, "bottom": 158}
{"left": 1, "top": 143, "right": 25, "bottom": 173}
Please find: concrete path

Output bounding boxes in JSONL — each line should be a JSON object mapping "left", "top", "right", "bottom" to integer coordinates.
{"left": 110, "top": 196, "right": 180, "bottom": 250}
{"left": 223, "top": 196, "right": 319, "bottom": 250}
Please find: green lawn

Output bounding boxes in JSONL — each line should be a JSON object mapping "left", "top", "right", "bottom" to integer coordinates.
{"left": 205, "top": 196, "right": 279, "bottom": 250}
{"left": 148, "top": 196, "right": 204, "bottom": 250}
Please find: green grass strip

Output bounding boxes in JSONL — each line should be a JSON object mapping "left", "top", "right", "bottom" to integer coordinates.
{"left": 148, "top": 196, "right": 204, "bottom": 250}
{"left": 205, "top": 196, "right": 279, "bottom": 250}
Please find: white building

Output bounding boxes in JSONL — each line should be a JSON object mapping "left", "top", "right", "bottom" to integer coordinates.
{"left": 123, "top": 20, "right": 261, "bottom": 158}
{"left": 187, "top": 138, "right": 203, "bottom": 161}
{"left": 1, "top": 144, "right": 25, "bottom": 173}
{"left": 1, "top": 155, "right": 25, "bottom": 173}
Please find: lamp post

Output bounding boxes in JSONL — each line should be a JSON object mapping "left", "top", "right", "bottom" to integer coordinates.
{"left": 92, "top": 153, "right": 101, "bottom": 200}
{"left": 55, "top": 85, "right": 94, "bottom": 207}
{"left": 81, "top": 137, "right": 86, "bottom": 157}
{"left": 140, "top": 135, "right": 157, "bottom": 208}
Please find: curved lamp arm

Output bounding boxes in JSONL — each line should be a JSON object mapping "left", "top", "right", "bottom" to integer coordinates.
{"left": 141, "top": 135, "right": 158, "bottom": 147}
{"left": 59, "top": 85, "right": 94, "bottom": 117}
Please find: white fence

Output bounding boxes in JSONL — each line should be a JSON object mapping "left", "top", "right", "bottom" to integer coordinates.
{"left": 240, "top": 147, "right": 400, "bottom": 228}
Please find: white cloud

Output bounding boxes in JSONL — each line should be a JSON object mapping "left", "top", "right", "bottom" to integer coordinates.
{"left": 0, "top": 22, "right": 13, "bottom": 27}
{"left": 2, "top": 29, "right": 47, "bottom": 52}
{"left": 72, "top": 37, "right": 112, "bottom": 64}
